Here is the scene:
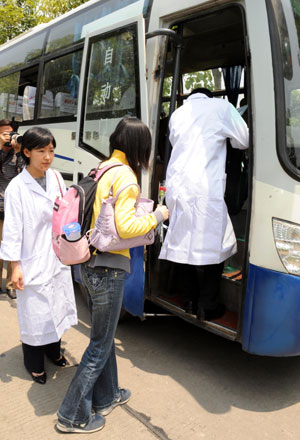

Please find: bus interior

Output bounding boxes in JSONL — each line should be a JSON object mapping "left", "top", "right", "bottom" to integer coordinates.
{"left": 147, "top": 4, "right": 251, "bottom": 340}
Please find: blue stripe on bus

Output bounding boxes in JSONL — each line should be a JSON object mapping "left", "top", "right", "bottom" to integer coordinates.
{"left": 242, "top": 264, "right": 300, "bottom": 356}
{"left": 54, "top": 153, "right": 75, "bottom": 162}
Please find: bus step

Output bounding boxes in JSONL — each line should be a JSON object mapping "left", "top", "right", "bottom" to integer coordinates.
{"left": 143, "top": 313, "right": 175, "bottom": 317}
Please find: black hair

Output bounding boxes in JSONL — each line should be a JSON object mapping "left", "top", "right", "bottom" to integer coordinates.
{"left": 20, "top": 126, "right": 56, "bottom": 165}
{"left": 0, "top": 119, "right": 13, "bottom": 129}
{"left": 189, "top": 87, "right": 213, "bottom": 98}
{"left": 109, "top": 117, "right": 152, "bottom": 175}
{"left": 0, "top": 119, "right": 19, "bottom": 131}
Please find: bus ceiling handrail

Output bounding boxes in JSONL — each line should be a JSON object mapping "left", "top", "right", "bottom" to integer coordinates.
{"left": 146, "top": 28, "right": 184, "bottom": 48}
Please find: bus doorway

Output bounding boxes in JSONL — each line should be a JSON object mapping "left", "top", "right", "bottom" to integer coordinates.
{"left": 147, "top": 4, "right": 252, "bottom": 341}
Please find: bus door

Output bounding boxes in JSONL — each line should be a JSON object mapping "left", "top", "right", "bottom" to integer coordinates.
{"left": 75, "top": 12, "right": 148, "bottom": 317}
{"left": 147, "top": 4, "right": 252, "bottom": 341}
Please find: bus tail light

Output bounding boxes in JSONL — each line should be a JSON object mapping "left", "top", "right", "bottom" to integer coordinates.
{"left": 272, "top": 217, "right": 300, "bottom": 276}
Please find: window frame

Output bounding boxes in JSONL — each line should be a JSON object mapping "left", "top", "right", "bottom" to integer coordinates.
{"left": 79, "top": 22, "right": 142, "bottom": 159}
{"left": 266, "top": 0, "right": 300, "bottom": 181}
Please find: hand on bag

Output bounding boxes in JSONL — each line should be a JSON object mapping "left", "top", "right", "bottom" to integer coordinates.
{"left": 157, "top": 204, "right": 169, "bottom": 221}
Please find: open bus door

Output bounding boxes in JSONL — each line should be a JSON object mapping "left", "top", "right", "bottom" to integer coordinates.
{"left": 75, "top": 11, "right": 148, "bottom": 317}
{"left": 147, "top": 4, "right": 252, "bottom": 341}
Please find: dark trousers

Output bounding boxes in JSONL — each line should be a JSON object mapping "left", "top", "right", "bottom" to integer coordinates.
{"left": 22, "top": 340, "right": 61, "bottom": 374}
{"left": 183, "top": 262, "right": 224, "bottom": 311}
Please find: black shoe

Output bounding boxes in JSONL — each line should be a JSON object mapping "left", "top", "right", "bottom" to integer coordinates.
{"left": 197, "top": 303, "right": 226, "bottom": 321}
{"left": 6, "top": 289, "right": 16, "bottom": 299}
{"left": 53, "top": 355, "right": 67, "bottom": 367}
{"left": 31, "top": 372, "right": 47, "bottom": 384}
{"left": 183, "top": 300, "right": 197, "bottom": 315}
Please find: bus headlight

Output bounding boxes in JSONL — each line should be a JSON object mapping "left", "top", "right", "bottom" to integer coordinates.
{"left": 272, "top": 217, "right": 300, "bottom": 276}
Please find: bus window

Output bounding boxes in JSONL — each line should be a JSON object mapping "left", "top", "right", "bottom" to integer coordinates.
{"left": 0, "top": 72, "right": 20, "bottom": 120}
{"left": 41, "top": 51, "right": 83, "bottom": 119}
{"left": 19, "top": 65, "right": 39, "bottom": 121}
{"left": 45, "top": 0, "right": 139, "bottom": 54}
{"left": 0, "top": 31, "right": 46, "bottom": 74}
{"left": 269, "top": 0, "right": 300, "bottom": 176}
{"left": 82, "top": 24, "right": 140, "bottom": 157}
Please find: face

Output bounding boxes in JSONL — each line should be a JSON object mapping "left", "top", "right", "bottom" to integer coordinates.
{"left": 24, "top": 142, "right": 55, "bottom": 178}
{"left": 0, "top": 125, "right": 13, "bottom": 148}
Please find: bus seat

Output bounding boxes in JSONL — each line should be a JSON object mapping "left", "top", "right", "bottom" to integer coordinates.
{"left": 23, "top": 86, "right": 36, "bottom": 120}
{"left": 55, "top": 92, "right": 77, "bottom": 116}
{"left": 41, "top": 90, "right": 54, "bottom": 117}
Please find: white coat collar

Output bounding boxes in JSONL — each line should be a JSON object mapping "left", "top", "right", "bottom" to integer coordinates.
{"left": 186, "top": 93, "right": 210, "bottom": 103}
{"left": 21, "top": 167, "right": 53, "bottom": 200}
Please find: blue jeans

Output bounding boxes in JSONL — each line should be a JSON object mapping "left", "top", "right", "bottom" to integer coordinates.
{"left": 57, "top": 265, "right": 125, "bottom": 425}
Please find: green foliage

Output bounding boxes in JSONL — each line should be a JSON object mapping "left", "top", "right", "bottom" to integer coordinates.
{"left": 162, "top": 69, "right": 222, "bottom": 114}
{"left": 0, "top": 0, "right": 88, "bottom": 45}
{"left": 39, "top": 0, "right": 88, "bottom": 20}
{"left": 184, "top": 70, "right": 216, "bottom": 92}
{"left": 0, "top": 0, "right": 38, "bottom": 44}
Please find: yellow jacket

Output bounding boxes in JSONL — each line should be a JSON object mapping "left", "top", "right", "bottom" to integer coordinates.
{"left": 91, "top": 150, "right": 158, "bottom": 259}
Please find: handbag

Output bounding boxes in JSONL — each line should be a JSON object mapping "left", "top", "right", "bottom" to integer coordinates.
{"left": 89, "top": 167, "right": 155, "bottom": 252}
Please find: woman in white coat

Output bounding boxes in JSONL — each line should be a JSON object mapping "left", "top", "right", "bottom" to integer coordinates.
{"left": 0, "top": 127, "right": 77, "bottom": 384}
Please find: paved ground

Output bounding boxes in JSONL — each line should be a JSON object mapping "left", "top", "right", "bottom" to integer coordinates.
{"left": 0, "top": 286, "right": 300, "bottom": 440}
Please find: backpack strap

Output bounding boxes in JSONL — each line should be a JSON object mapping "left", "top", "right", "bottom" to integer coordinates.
{"left": 53, "top": 169, "right": 63, "bottom": 197}
{"left": 94, "top": 162, "right": 124, "bottom": 181}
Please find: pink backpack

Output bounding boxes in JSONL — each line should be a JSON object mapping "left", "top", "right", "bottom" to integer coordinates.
{"left": 52, "top": 163, "right": 122, "bottom": 265}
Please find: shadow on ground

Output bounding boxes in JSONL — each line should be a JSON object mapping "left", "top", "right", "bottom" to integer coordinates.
{"left": 1, "top": 286, "right": 299, "bottom": 418}
{"left": 115, "top": 314, "right": 300, "bottom": 415}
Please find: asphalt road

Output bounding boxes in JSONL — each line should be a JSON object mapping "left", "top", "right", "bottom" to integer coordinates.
{"left": 115, "top": 309, "right": 300, "bottom": 439}
{"left": 1, "top": 288, "right": 299, "bottom": 440}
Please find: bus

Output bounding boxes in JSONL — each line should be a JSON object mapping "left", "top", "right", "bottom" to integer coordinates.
{"left": 0, "top": 0, "right": 299, "bottom": 357}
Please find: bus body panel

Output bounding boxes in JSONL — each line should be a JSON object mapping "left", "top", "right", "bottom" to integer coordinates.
{"left": 243, "top": 263, "right": 300, "bottom": 356}
{"left": 245, "top": 0, "right": 300, "bottom": 277}
{"left": 249, "top": 179, "right": 300, "bottom": 273}
{"left": 81, "top": 1, "right": 145, "bottom": 38}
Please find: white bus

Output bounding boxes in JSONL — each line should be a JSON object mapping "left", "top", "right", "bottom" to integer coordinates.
{"left": 0, "top": 0, "right": 299, "bottom": 356}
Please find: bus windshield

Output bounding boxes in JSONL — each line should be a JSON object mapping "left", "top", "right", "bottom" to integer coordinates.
{"left": 271, "top": 0, "right": 300, "bottom": 176}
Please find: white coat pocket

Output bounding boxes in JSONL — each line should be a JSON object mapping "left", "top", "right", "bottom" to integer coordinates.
{"left": 20, "top": 252, "right": 57, "bottom": 286}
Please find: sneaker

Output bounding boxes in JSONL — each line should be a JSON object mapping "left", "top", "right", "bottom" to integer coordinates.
{"left": 96, "top": 388, "right": 131, "bottom": 416}
{"left": 56, "top": 414, "right": 105, "bottom": 434}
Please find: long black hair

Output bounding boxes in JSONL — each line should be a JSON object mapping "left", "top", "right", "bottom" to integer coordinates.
{"left": 109, "top": 117, "right": 152, "bottom": 175}
{"left": 20, "top": 127, "right": 56, "bottom": 165}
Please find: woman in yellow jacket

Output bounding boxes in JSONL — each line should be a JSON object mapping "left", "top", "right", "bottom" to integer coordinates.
{"left": 57, "top": 117, "right": 168, "bottom": 434}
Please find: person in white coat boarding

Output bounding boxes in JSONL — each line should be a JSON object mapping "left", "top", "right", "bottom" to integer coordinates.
{"left": 0, "top": 127, "right": 77, "bottom": 384}
{"left": 159, "top": 88, "right": 249, "bottom": 320}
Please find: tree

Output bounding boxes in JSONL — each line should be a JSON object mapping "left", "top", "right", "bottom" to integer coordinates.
{"left": 0, "top": 0, "right": 38, "bottom": 44}
{"left": 0, "top": 0, "right": 88, "bottom": 45}
{"left": 162, "top": 68, "right": 223, "bottom": 114}
{"left": 38, "top": 0, "right": 88, "bottom": 20}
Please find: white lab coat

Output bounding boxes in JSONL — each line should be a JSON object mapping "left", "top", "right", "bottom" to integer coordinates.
{"left": 159, "top": 93, "right": 249, "bottom": 265}
{"left": 0, "top": 168, "right": 77, "bottom": 346}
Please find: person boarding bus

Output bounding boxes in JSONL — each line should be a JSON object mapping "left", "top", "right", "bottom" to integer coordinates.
{"left": 159, "top": 88, "right": 249, "bottom": 320}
